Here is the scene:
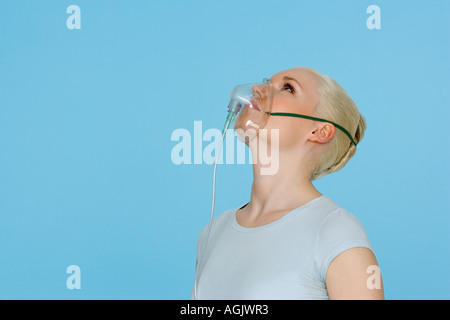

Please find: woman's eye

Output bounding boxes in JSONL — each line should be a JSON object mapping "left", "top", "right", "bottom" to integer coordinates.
{"left": 283, "top": 82, "right": 295, "bottom": 94}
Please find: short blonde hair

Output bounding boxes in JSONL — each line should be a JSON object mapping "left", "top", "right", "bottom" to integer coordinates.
{"left": 294, "top": 66, "right": 367, "bottom": 180}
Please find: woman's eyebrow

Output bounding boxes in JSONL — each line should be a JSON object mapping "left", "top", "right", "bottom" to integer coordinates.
{"left": 282, "top": 76, "right": 303, "bottom": 90}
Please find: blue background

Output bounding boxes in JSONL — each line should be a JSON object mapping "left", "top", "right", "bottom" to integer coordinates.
{"left": 0, "top": 0, "right": 449, "bottom": 299}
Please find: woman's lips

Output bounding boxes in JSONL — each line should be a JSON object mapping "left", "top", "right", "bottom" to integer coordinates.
{"left": 250, "top": 100, "right": 261, "bottom": 111}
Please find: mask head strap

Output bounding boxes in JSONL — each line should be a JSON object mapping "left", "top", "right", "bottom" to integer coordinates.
{"left": 267, "top": 112, "right": 358, "bottom": 147}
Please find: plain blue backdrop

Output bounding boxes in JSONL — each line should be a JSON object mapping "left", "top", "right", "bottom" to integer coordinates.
{"left": 0, "top": 0, "right": 449, "bottom": 299}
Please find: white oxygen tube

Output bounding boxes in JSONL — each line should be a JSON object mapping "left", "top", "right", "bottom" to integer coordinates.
{"left": 192, "top": 109, "right": 237, "bottom": 300}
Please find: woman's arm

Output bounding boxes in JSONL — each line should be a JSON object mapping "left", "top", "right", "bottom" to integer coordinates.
{"left": 325, "top": 247, "right": 385, "bottom": 300}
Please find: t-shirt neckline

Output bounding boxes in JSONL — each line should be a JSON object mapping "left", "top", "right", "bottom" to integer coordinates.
{"left": 232, "top": 195, "right": 327, "bottom": 232}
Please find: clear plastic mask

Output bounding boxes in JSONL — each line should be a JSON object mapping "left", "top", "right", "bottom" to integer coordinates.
{"left": 228, "top": 78, "right": 274, "bottom": 142}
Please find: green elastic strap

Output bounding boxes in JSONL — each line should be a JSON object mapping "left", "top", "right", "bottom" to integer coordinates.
{"left": 267, "top": 112, "right": 357, "bottom": 147}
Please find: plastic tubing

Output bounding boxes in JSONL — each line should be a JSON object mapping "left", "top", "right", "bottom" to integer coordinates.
{"left": 192, "top": 111, "right": 236, "bottom": 300}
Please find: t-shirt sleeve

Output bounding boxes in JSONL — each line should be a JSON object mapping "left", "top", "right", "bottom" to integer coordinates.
{"left": 314, "top": 208, "right": 373, "bottom": 283}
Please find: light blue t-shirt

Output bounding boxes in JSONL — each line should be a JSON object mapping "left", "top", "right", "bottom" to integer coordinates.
{"left": 191, "top": 195, "right": 373, "bottom": 300}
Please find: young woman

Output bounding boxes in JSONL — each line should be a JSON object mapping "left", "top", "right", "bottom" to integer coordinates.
{"left": 192, "top": 66, "right": 384, "bottom": 300}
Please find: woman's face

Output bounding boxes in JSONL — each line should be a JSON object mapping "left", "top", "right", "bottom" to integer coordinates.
{"left": 249, "top": 67, "right": 322, "bottom": 150}
{"left": 268, "top": 68, "right": 320, "bottom": 117}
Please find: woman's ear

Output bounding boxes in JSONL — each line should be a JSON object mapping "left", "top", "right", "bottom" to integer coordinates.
{"left": 308, "top": 123, "right": 335, "bottom": 144}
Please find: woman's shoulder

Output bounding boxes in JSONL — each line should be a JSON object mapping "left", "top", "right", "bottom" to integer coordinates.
{"left": 199, "top": 206, "right": 239, "bottom": 236}
{"left": 313, "top": 195, "right": 362, "bottom": 224}
{"left": 215, "top": 207, "right": 238, "bottom": 224}
{"left": 314, "top": 196, "right": 368, "bottom": 237}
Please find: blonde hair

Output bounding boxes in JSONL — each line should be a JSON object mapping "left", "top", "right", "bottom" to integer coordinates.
{"left": 294, "top": 66, "right": 367, "bottom": 180}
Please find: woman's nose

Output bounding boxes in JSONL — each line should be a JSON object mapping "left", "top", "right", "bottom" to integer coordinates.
{"left": 252, "top": 83, "right": 269, "bottom": 100}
